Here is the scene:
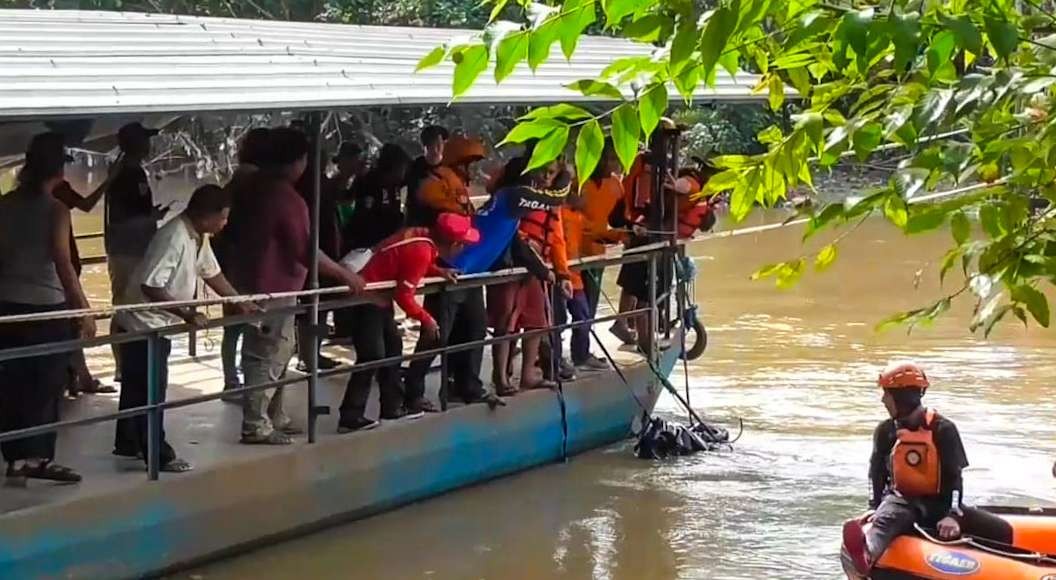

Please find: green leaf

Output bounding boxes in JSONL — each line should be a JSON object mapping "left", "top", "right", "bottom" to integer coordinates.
{"left": 757, "top": 125, "right": 783, "bottom": 145}
{"left": 638, "top": 84, "right": 668, "bottom": 138}
{"left": 611, "top": 104, "right": 641, "bottom": 173}
{"left": 951, "top": 211, "right": 971, "bottom": 244}
{"left": 525, "top": 125, "right": 571, "bottom": 171}
{"left": 499, "top": 118, "right": 566, "bottom": 146}
{"left": 622, "top": 14, "right": 668, "bottom": 42}
{"left": 574, "top": 120, "right": 605, "bottom": 188}
{"left": 718, "top": 49, "right": 740, "bottom": 78}
{"left": 926, "top": 30, "right": 957, "bottom": 80}
{"left": 905, "top": 208, "right": 948, "bottom": 234}
{"left": 918, "top": 88, "right": 954, "bottom": 127}
{"left": 670, "top": 16, "right": 699, "bottom": 74}
{"left": 852, "top": 122, "right": 882, "bottom": 161}
{"left": 889, "top": 13, "right": 920, "bottom": 72}
{"left": 416, "top": 46, "right": 447, "bottom": 72}
{"left": 520, "top": 103, "right": 593, "bottom": 122}
{"left": 946, "top": 15, "right": 983, "bottom": 54}
{"left": 884, "top": 194, "right": 908, "bottom": 229}
{"left": 776, "top": 258, "right": 806, "bottom": 289}
{"left": 750, "top": 262, "right": 784, "bottom": 281}
{"left": 704, "top": 170, "right": 740, "bottom": 193}
{"left": 567, "top": 79, "right": 624, "bottom": 100}
{"left": 528, "top": 17, "right": 561, "bottom": 71}
{"left": 803, "top": 203, "right": 844, "bottom": 240}
{"left": 815, "top": 244, "right": 838, "bottom": 272}
{"left": 674, "top": 64, "right": 703, "bottom": 99}
{"left": 730, "top": 167, "right": 760, "bottom": 222}
{"left": 979, "top": 204, "right": 1004, "bottom": 238}
{"left": 559, "top": 0, "right": 597, "bottom": 60}
{"left": 495, "top": 31, "right": 529, "bottom": 83}
{"left": 488, "top": 0, "right": 510, "bottom": 23}
{"left": 452, "top": 44, "right": 489, "bottom": 99}
{"left": 985, "top": 16, "right": 1019, "bottom": 60}
{"left": 1012, "top": 285, "right": 1050, "bottom": 327}
{"left": 768, "top": 75, "right": 785, "bottom": 111}
{"left": 603, "top": 0, "right": 641, "bottom": 27}
{"left": 698, "top": 4, "right": 738, "bottom": 80}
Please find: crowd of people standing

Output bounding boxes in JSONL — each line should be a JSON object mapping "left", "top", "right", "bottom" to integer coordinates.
{"left": 0, "top": 118, "right": 719, "bottom": 484}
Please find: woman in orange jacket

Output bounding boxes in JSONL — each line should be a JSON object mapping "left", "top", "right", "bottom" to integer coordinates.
{"left": 555, "top": 193, "right": 610, "bottom": 373}
{"left": 578, "top": 143, "right": 626, "bottom": 333}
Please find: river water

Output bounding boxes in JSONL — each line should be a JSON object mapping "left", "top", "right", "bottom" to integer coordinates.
{"left": 149, "top": 210, "right": 1053, "bottom": 580}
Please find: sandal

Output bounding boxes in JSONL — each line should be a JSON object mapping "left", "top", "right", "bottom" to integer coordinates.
{"left": 160, "top": 458, "right": 194, "bottom": 473}
{"left": 80, "top": 379, "right": 118, "bottom": 394}
{"left": 7, "top": 460, "right": 82, "bottom": 483}
{"left": 240, "top": 431, "right": 293, "bottom": 445}
{"left": 522, "top": 379, "right": 558, "bottom": 391}
{"left": 495, "top": 384, "right": 519, "bottom": 397}
{"left": 276, "top": 424, "right": 304, "bottom": 436}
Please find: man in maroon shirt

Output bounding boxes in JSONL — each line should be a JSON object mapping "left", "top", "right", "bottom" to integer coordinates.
{"left": 224, "top": 127, "right": 367, "bottom": 445}
{"left": 337, "top": 212, "right": 501, "bottom": 432}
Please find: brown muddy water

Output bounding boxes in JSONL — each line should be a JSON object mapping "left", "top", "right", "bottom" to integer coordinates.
{"left": 29, "top": 166, "right": 1056, "bottom": 579}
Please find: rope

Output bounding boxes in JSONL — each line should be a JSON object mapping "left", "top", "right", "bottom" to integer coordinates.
{"left": 544, "top": 280, "right": 569, "bottom": 464}
{"left": 912, "top": 524, "right": 1056, "bottom": 565}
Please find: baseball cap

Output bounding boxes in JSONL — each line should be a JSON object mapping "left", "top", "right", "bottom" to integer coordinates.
{"left": 435, "top": 212, "right": 480, "bottom": 244}
{"left": 117, "top": 122, "right": 160, "bottom": 148}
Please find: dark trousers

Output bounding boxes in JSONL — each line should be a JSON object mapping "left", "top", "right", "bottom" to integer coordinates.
{"left": 339, "top": 305, "right": 404, "bottom": 422}
{"left": 404, "top": 288, "right": 486, "bottom": 402}
{"left": 582, "top": 267, "right": 604, "bottom": 319}
{"left": 866, "top": 494, "right": 1012, "bottom": 560}
{"left": 553, "top": 290, "right": 592, "bottom": 365}
{"left": 0, "top": 302, "right": 71, "bottom": 463}
{"left": 115, "top": 336, "right": 176, "bottom": 465}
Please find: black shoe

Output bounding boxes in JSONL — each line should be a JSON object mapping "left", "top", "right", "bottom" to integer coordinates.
{"left": 296, "top": 355, "right": 339, "bottom": 373}
{"left": 406, "top": 397, "right": 441, "bottom": 414}
{"left": 337, "top": 417, "right": 380, "bottom": 433}
{"left": 558, "top": 359, "right": 577, "bottom": 382}
{"left": 381, "top": 408, "right": 425, "bottom": 421}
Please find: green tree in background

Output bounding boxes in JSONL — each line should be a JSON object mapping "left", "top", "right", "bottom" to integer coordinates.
{"left": 419, "top": 0, "right": 1056, "bottom": 334}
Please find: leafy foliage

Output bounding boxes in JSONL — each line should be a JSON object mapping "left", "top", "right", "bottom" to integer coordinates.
{"left": 419, "top": 0, "right": 1056, "bottom": 335}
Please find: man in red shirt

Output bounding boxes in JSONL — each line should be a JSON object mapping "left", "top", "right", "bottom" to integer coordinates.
{"left": 338, "top": 213, "right": 491, "bottom": 432}
{"left": 223, "top": 127, "right": 367, "bottom": 445}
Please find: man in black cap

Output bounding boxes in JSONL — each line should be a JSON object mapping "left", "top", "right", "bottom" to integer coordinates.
{"left": 105, "top": 122, "right": 166, "bottom": 378}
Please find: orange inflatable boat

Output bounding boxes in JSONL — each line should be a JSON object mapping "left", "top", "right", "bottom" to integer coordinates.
{"left": 841, "top": 506, "right": 1056, "bottom": 579}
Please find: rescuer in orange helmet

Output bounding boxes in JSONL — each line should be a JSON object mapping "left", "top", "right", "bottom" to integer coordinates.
{"left": 841, "top": 362, "right": 1008, "bottom": 577}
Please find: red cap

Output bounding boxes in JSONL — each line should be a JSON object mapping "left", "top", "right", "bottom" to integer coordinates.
{"left": 435, "top": 212, "right": 480, "bottom": 244}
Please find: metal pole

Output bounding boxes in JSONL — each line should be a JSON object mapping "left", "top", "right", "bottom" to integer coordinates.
{"left": 438, "top": 290, "right": 450, "bottom": 411}
{"left": 187, "top": 308, "right": 197, "bottom": 358}
{"left": 306, "top": 111, "right": 323, "bottom": 444}
{"left": 648, "top": 253, "right": 658, "bottom": 364}
{"left": 146, "top": 332, "right": 161, "bottom": 481}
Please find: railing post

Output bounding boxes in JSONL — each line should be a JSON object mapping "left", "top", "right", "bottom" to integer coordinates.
{"left": 187, "top": 305, "right": 198, "bottom": 359}
{"left": 438, "top": 288, "right": 449, "bottom": 412}
{"left": 146, "top": 332, "right": 162, "bottom": 481}
{"left": 306, "top": 111, "right": 323, "bottom": 444}
{"left": 648, "top": 253, "right": 658, "bottom": 364}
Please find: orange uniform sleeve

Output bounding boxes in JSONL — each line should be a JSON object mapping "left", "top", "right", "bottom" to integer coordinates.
{"left": 548, "top": 210, "right": 571, "bottom": 278}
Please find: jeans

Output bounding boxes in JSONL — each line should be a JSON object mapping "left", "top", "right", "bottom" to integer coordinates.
{"left": 582, "top": 267, "right": 604, "bottom": 319}
{"left": 240, "top": 299, "right": 295, "bottom": 438}
{"left": 553, "top": 290, "right": 592, "bottom": 365}
{"left": 866, "top": 494, "right": 1013, "bottom": 561}
{"left": 115, "top": 336, "right": 176, "bottom": 465}
{"left": 339, "top": 304, "right": 404, "bottom": 422}
{"left": 404, "top": 288, "right": 486, "bottom": 403}
{"left": 221, "top": 323, "right": 245, "bottom": 388}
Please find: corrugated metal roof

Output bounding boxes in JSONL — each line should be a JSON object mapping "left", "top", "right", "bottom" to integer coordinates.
{"left": 0, "top": 9, "right": 764, "bottom": 120}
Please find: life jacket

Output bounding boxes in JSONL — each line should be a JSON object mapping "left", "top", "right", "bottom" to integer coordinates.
{"left": 520, "top": 208, "right": 557, "bottom": 258}
{"left": 674, "top": 175, "right": 715, "bottom": 239}
{"left": 891, "top": 408, "right": 942, "bottom": 498}
{"left": 622, "top": 156, "right": 654, "bottom": 223}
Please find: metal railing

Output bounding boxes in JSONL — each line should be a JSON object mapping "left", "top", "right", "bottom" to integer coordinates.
{"left": 0, "top": 242, "right": 677, "bottom": 481}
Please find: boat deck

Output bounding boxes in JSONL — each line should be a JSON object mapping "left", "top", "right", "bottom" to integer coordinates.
{"left": 0, "top": 325, "right": 649, "bottom": 516}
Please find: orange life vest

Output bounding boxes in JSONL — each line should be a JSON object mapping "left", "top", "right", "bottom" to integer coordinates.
{"left": 677, "top": 203, "right": 714, "bottom": 239}
{"left": 891, "top": 408, "right": 942, "bottom": 498}
{"left": 622, "top": 156, "right": 654, "bottom": 223}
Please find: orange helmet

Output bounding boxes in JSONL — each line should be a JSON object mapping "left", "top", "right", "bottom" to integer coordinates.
{"left": 878, "top": 362, "right": 929, "bottom": 390}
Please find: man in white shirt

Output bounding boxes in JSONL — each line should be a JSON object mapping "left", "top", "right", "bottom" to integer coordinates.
{"left": 113, "top": 184, "right": 254, "bottom": 473}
